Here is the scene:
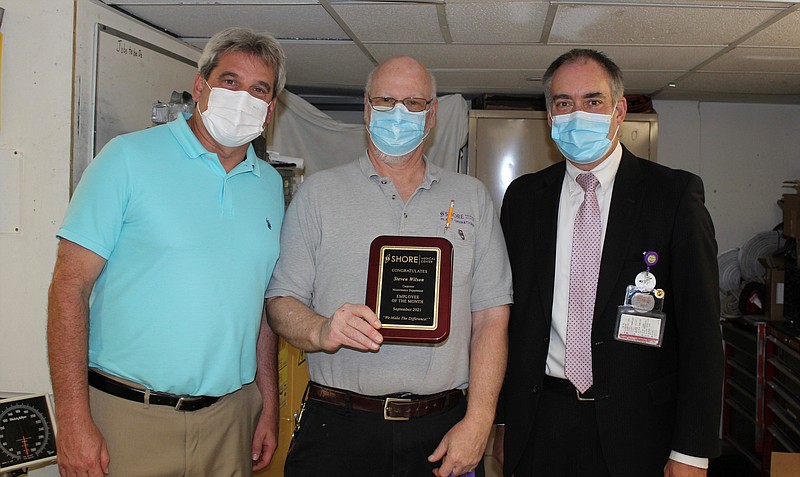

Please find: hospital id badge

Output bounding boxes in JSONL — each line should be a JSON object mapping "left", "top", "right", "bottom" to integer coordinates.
{"left": 614, "top": 306, "right": 666, "bottom": 347}
{"left": 615, "top": 284, "right": 666, "bottom": 347}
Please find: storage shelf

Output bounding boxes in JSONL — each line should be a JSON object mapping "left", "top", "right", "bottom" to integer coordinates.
{"left": 726, "top": 374, "right": 756, "bottom": 396}
{"left": 769, "top": 334, "right": 800, "bottom": 361}
{"left": 721, "top": 317, "right": 768, "bottom": 476}
{"left": 727, "top": 358, "right": 757, "bottom": 385}
{"left": 768, "top": 401, "right": 800, "bottom": 440}
{"left": 768, "top": 356, "right": 800, "bottom": 388}
{"left": 725, "top": 435, "right": 763, "bottom": 468}
{"left": 762, "top": 322, "right": 800, "bottom": 475}
{"left": 767, "top": 379, "right": 800, "bottom": 413}
{"left": 726, "top": 397, "right": 757, "bottom": 423}
{"left": 767, "top": 423, "right": 800, "bottom": 453}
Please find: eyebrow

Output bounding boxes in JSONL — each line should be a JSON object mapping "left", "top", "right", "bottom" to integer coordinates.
{"left": 216, "top": 71, "right": 273, "bottom": 92}
{"left": 553, "top": 92, "right": 606, "bottom": 101}
{"left": 583, "top": 92, "right": 605, "bottom": 99}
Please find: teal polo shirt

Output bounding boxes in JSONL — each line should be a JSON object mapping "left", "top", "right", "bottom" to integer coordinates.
{"left": 58, "top": 114, "right": 283, "bottom": 396}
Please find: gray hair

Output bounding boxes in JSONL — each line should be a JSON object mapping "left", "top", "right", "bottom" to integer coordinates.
{"left": 198, "top": 27, "right": 286, "bottom": 97}
{"left": 365, "top": 56, "right": 437, "bottom": 99}
{"left": 542, "top": 48, "right": 624, "bottom": 111}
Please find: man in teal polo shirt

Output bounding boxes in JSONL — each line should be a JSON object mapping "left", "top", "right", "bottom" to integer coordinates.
{"left": 47, "top": 27, "right": 285, "bottom": 476}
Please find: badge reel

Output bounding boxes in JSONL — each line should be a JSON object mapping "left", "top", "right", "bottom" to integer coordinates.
{"left": 614, "top": 251, "right": 666, "bottom": 347}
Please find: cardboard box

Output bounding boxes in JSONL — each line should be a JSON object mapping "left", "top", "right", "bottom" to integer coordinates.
{"left": 760, "top": 255, "right": 786, "bottom": 320}
{"left": 771, "top": 452, "right": 800, "bottom": 477}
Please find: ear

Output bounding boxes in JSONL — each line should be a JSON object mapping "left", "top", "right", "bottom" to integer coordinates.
{"left": 363, "top": 94, "right": 372, "bottom": 125}
{"left": 265, "top": 97, "right": 277, "bottom": 125}
{"left": 192, "top": 73, "right": 206, "bottom": 103}
{"left": 614, "top": 96, "right": 628, "bottom": 124}
{"left": 427, "top": 98, "right": 439, "bottom": 130}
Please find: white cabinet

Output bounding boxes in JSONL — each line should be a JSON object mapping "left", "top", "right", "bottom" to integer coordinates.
{"left": 465, "top": 110, "right": 658, "bottom": 212}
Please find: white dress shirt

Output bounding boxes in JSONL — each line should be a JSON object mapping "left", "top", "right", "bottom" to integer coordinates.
{"left": 546, "top": 144, "right": 621, "bottom": 379}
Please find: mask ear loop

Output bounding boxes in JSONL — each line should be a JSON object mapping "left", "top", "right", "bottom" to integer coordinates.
{"left": 197, "top": 80, "right": 212, "bottom": 117}
{"left": 421, "top": 106, "right": 433, "bottom": 143}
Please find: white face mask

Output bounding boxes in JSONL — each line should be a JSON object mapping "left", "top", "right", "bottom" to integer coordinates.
{"left": 199, "top": 82, "right": 270, "bottom": 147}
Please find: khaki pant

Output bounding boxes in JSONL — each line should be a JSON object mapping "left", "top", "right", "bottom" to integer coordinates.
{"left": 90, "top": 382, "right": 262, "bottom": 477}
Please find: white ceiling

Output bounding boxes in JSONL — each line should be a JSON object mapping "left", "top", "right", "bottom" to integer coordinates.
{"left": 100, "top": 0, "right": 800, "bottom": 105}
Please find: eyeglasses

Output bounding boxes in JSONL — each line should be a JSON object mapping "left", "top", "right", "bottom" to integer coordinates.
{"left": 368, "top": 96, "right": 433, "bottom": 113}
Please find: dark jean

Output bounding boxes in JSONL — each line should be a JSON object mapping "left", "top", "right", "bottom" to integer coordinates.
{"left": 285, "top": 396, "right": 485, "bottom": 477}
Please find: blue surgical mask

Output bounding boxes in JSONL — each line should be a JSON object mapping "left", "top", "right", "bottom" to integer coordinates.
{"left": 368, "top": 104, "right": 427, "bottom": 157}
{"left": 550, "top": 110, "right": 618, "bottom": 164}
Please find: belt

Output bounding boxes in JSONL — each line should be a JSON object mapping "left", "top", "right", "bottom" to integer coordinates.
{"left": 307, "top": 382, "right": 464, "bottom": 421}
{"left": 88, "top": 369, "right": 220, "bottom": 411}
{"left": 543, "top": 375, "right": 595, "bottom": 401}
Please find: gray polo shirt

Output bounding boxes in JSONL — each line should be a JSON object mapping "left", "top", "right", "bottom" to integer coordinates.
{"left": 266, "top": 154, "right": 512, "bottom": 395}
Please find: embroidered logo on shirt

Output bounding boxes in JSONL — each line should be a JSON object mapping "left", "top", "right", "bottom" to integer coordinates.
{"left": 439, "top": 211, "right": 475, "bottom": 228}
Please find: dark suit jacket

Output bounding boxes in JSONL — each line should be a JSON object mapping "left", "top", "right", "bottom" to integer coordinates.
{"left": 498, "top": 146, "right": 723, "bottom": 477}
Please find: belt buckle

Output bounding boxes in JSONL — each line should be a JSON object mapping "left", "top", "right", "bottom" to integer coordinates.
{"left": 383, "top": 397, "right": 411, "bottom": 421}
{"left": 576, "top": 389, "right": 594, "bottom": 402}
{"left": 175, "top": 396, "right": 202, "bottom": 411}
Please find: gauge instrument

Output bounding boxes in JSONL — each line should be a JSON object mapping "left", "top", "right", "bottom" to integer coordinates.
{"left": 0, "top": 393, "right": 57, "bottom": 472}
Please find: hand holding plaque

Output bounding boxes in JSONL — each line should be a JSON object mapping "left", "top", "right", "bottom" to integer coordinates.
{"left": 365, "top": 235, "right": 453, "bottom": 343}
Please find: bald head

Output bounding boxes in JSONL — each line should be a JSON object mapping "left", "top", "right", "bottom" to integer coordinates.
{"left": 366, "top": 56, "right": 437, "bottom": 100}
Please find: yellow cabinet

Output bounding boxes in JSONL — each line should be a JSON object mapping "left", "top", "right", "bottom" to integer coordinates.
{"left": 257, "top": 338, "right": 309, "bottom": 476}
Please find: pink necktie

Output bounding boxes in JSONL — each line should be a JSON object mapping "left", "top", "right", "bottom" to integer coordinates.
{"left": 565, "top": 173, "right": 601, "bottom": 393}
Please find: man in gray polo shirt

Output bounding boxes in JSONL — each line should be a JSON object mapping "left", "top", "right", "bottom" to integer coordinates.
{"left": 266, "top": 55, "right": 512, "bottom": 477}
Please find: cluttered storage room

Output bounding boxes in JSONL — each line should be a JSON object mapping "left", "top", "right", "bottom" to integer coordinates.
{"left": 1, "top": 1, "right": 799, "bottom": 477}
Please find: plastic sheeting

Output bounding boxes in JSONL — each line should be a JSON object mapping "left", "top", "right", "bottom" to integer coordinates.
{"left": 268, "top": 90, "right": 469, "bottom": 177}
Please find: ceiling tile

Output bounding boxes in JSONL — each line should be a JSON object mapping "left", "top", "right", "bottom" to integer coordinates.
{"left": 743, "top": 9, "right": 800, "bottom": 47}
{"left": 108, "top": 0, "right": 321, "bottom": 3}
{"left": 574, "top": 45, "right": 724, "bottom": 71}
{"left": 445, "top": 1, "right": 549, "bottom": 44}
{"left": 428, "top": 69, "right": 545, "bottom": 95}
{"left": 97, "top": 0, "right": 800, "bottom": 103}
{"left": 280, "top": 42, "right": 375, "bottom": 91}
{"left": 701, "top": 47, "right": 800, "bottom": 73}
{"left": 549, "top": 4, "right": 776, "bottom": 46}
{"left": 119, "top": 5, "right": 346, "bottom": 40}
{"left": 365, "top": 43, "right": 567, "bottom": 70}
{"left": 668, "top": 71, "right": 800, "bottom": 96}
{"left": 332, "top": 3, "right": 443, "bottom": 43}
{"left": 553, "top": 0, "right": 793, "bottom": 6}
{"left": 621, "top": 71, "right": 689, "bottom": 95}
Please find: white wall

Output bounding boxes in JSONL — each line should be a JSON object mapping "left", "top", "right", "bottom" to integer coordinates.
{"left": 0, "top": 1, "right": 73, "bottom": 474}
{"left": 0, "top": 0, "right": 74, "bottom": 392}
{"left": 654, "top": 100, "right": 800, "bottom": 253}
{"left": 0, "top": 2, "right": 797, "bottom": 475}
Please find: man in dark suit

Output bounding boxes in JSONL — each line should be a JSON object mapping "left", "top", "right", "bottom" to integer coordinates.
{"left": 493, "top": 49, "right": 723, "bottom": 477}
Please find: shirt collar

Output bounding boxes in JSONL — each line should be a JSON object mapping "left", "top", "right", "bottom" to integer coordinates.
{"left": 359, "top": 153, "right": 440, "bottom": 189}
{"left": 168, "top": 112, "right": 262, "bottom": 176}
{"left": 565, "top": 142, "right": 622, "bottom": 193}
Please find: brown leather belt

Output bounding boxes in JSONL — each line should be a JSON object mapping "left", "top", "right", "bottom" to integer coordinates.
{"left": 307, "top": 381, "right": 464, "bottom": 420}
{"left": 88, "top": 369, "right": 220, "bottom": 411}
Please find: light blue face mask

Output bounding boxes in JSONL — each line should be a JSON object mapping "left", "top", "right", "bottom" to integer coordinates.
{"left": 550, "top": 110, "right": 618, "bottom": 164}
{"left": 368, "top": 104, "right": 427, "bottom": 157}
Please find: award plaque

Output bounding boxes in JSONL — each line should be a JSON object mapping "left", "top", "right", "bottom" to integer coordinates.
{"left": 365, "top": 235, "right": 453, "bottom": 343}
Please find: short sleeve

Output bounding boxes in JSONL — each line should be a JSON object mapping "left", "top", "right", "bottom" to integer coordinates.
{"left": 57, "top": 137, "right": 131, "bottom": 259}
